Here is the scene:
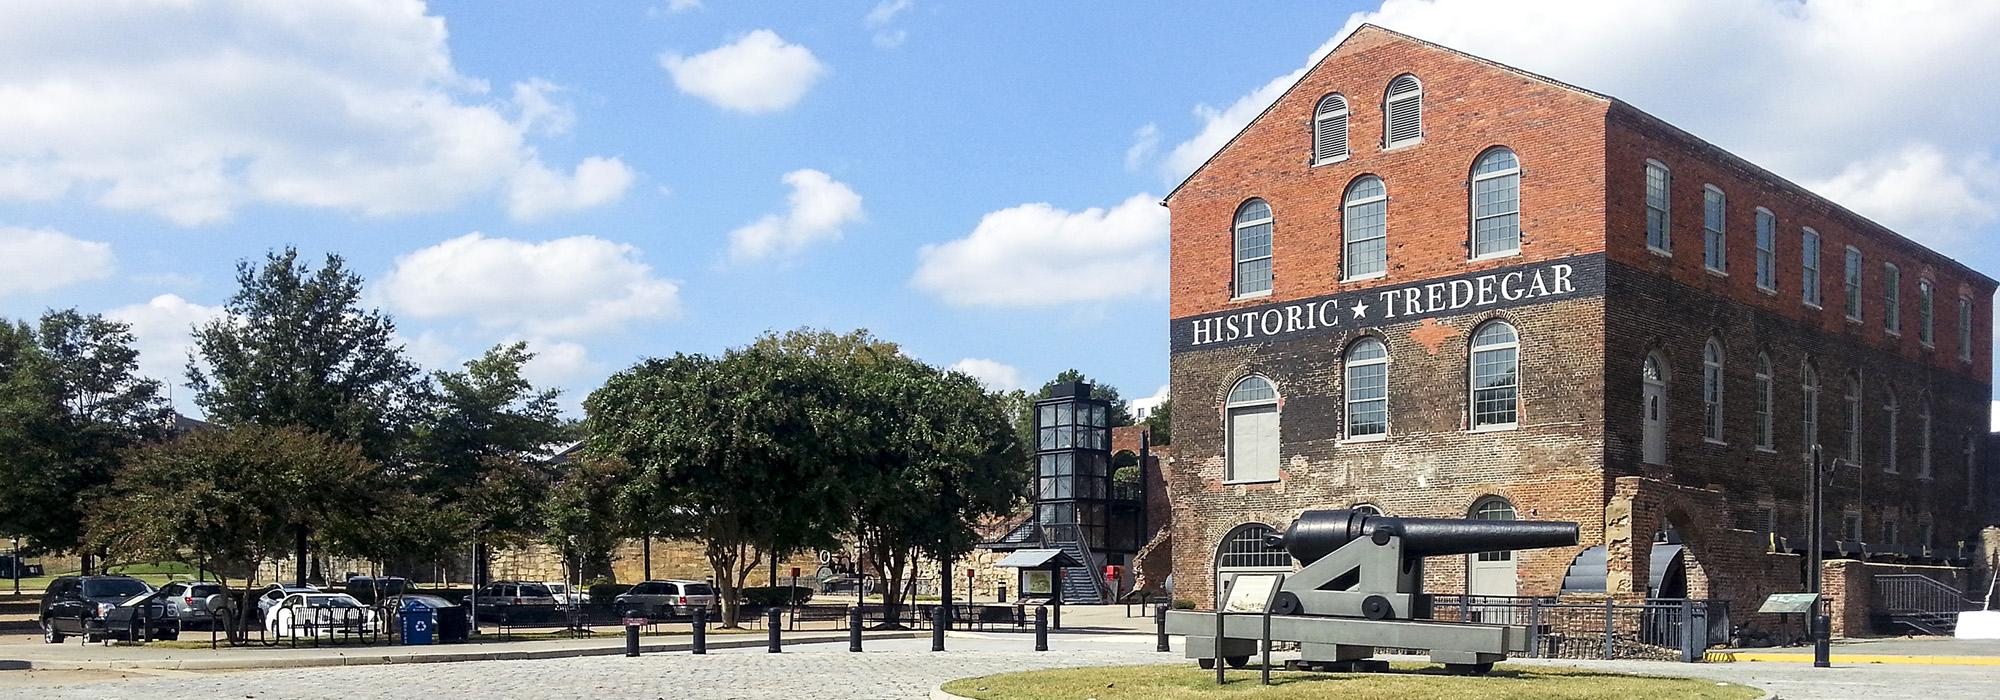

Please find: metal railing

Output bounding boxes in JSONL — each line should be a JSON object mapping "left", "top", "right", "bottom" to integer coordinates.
{"left": 1874, "top": 573, "right": 1982, "bottom": 635}
{"left": 1428, "top": 596, "right": 1729, "bottom": 662}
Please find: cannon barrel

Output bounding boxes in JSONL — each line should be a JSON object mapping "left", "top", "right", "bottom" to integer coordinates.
{"left": 1268, "top": 509, "right": 1579, "bottom": 565}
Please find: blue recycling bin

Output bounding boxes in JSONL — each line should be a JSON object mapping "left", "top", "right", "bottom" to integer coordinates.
{"left": 400, "top": 601, "right": 436, "bottom": 645}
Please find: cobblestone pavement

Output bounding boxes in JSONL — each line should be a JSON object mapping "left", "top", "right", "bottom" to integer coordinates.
{"left": 6, "top": 633, "right": 1998, "bottom": 699}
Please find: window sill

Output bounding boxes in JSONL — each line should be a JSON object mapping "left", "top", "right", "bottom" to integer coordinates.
{"left": 1804, "top": 301, "right": 1823, "bottom": 311}
{"left": 1703, "top": 437, "right": 1727, "bottom": 446}
{"left": 1845, "top": 315, "right": 1862, "bottom": 324}
{"left": 1383, "top": 139, "right": 1422, "bottom": 152}
{"left": 1705, "top": 267, "right": 1728, "bottom": 278}
{"left": 1470, "top": 250, "right": 1521, "bottom": 263}
{"left": 1757, "top": 285, "right": 1777, "bottom": 296}
{"left": 1646, "top": 246, "right": 1673, "bottom": 258}
{"left": 1920, "top": 342, "right": 1935, "bottom": 350}
{"left": 1312, "top": 155, "right": 1350, "bottom": 167}
{"left": 1468, "top": 424, "right": 1518, "bottom": 434}
{"left": 1887, "top": 330, "right": 1901, "bottom": 338}
{"left": 1229, "top": 290, "right": 1273, "bottom": 303}
{"left": 1223, "top": 478, "right": 1281, "bottom": 486}
{"left": 1339, "top": 434, "right": 1388, "bottom": 445}
{"left": 1343, "top": 271, "right": 1387, "bottom": 283}
{"left": 1754, "top": 446, "right": 1777, "bottom": 454}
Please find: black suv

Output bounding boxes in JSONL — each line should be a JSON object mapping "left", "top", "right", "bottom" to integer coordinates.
{"left": 39, "top": 575, "right": 176, "bottom": 643}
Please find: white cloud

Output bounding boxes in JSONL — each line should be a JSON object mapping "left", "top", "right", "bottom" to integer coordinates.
{"left": 105, "top": 294, "right": 224, "bottom": 390}
{"left": 950, "top": 358, "right": 1024, "bottom": 393}
{"left": 378, "top": 233, "right": 681, "bottom": 337}
{"left": 0, "top": 1, "right": 631, "bottom": 225}
{"left": 519, "top": 339, "right": 598, "bottom": 388}
{"left": 1157, "top": 1, "right": 2000, "bottom": 253}
{"left": 912, "top": 194, "right": 1169, "bottom": 307}
{"left": 1124, "top": 123, "right": 1160, "bottom": 173}
{"left": 660, "top": 30, "right": 827, "bottom": 114}
{"left": 506, "top": 156, "right": 637, "bottom": 221}
{"left": 396, "top": 329, "right": 461, "bottom": 372}
{"left": 865, "top": 0, "right": 915, "bottom": 48}
{"left": 511, "top": 79, "right": 576, "bottom": 137}
{"left": 0, "top": 226, "right": 115, "bottom": 296}
{"left": 650, "top": 0, "right": 704, "bottom": 17}
{"left": 727, "top": 169, "right": 865, "bottom": 261}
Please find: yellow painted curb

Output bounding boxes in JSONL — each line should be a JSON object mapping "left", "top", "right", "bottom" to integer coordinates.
{"left": 1708, "top": 650, "right": 2000, "bottom": 666}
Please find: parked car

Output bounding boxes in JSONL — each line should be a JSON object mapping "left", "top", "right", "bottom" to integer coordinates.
{"left": 265, "top": 592, "right": 376, "bottom": 638}
{"left": 469, "top": 581, "right": 560, "bottom": 622}
{"left": 38, "top": 575, "right": 165, "bottom": 643}
{"left": 96, "top": 587, "right": 184, "bottom": 642}
{"left": 539, "top": 581, "right": 586, "bottom": 609}
{"left": 254, "top": 583, "right": 321, "bottom": 617}
{"left": 380, "top": 594, "right": 470, "bottom": 642}
{"left": 613, "top": 580, "right": 718, "bottom": 619}
{"left": 343, "top": 575, "right": 408, "bottom": 602}
{"left": 157, "top": 581, "right": 232, "bottom": 625}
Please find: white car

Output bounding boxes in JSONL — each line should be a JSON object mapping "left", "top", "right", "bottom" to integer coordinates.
{"left": 264, "top": 593, "right": 376, "bottom": 638}
{"left": 539, "top": 582, "right": 587, "bottom": 609}
{"left": 255, "top": 583, "right": 321, "bottom": 617}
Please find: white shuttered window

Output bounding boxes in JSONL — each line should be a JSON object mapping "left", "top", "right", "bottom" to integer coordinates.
{"left": 1313, "top": 94, "right": 1350, "bottom": 165}
{"left": 1384, "top": 75, "right": 1423, "bottom": 148}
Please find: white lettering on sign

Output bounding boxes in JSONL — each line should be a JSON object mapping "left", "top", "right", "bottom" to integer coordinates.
{"left": 1179, "top": 260, "right": 1590, "bottom": 349}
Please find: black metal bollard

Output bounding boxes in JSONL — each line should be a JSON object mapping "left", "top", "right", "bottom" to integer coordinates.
{"left": 1033, "top": 605, "right": 1048, "bottom": 652}
{"left": 691, "top": 607, "right": 707, "bottom": 655}
{"left": 931, "top": 606, "right": 946, "bottom": 651}
{"left": 1052, "top": 600, "right": 1062, "bottom": 630}
{"left": 1813, "top": 612, "right": 1831, "bottom": 668}
{"left": 767, "top": 607, "right": 782, "bottom": 653}
{"left": 624, "top": 609, "right": 641, "bottom": 657}
{"left": 1155, "top": 603, "right": 1170, "bottom": 652}
{"left": 848, "top": 606, "right": 862, "bottom": 652}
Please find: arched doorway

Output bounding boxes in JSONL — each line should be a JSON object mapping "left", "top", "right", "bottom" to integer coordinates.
{"left": 1213, "top": 523, "right": 1291, "bottom": 607}
{"left": 1466, "top": 497, "right": 1517, "bottom": 597}
{"left": 1643, "top": 353, "right": 1668, "bottom": 464}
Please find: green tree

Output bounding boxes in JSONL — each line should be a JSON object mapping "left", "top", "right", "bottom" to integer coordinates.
{"left": 587, "top": 350, "right": 847, "bottom": 627}
{"left": 187, "top": 248, "right": 424, "bottom": 582}
{"left": 1036, "top": 369, "right": 1134, "bottom": 427}
{"left": 0, "top": 312, "right": 169, "bottom": 563}
{"left": 86, "top": 426, "right": 383, "bottom": 640}
{"left": 1142, "top": 398, "right": 1171, "bottom": 446}
{"left": 540, "top": 455, "right": 627, "bottom": 590}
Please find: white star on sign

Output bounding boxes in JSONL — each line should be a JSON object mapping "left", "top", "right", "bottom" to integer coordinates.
{"left": 1351, "top": 301, "right": 1370, "bottom": 318}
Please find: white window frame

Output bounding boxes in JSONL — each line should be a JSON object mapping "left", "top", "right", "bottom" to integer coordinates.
{"left": 1469, "top": 147, "right": 1522, "bottom": 260}
{"left": 1843, "top": 246, "right": 1863, "bottom": 322}
{"left": 1801, "top": 228, "right": 1822, "bottom": 308}
{"left": 1469, "top": 321, "right": 1520, "bottom": 431}
{"left": 1843, "top": 374, "right": 1862, "bottom": 464}
{"left": 1223, "top": 375, "right": 1280, "bottom": 484}
{"left": 1313, "top": 93, "right": 1350, "bottom": 166}
{"left": 1703, "top": 185, "right": 1727, "bottom": 274}
{"left": 1883, "top": 262, "right": 1901, "bottom": 336}
{"left": 1754, "top": 208, "right": 1776, "bottom": 292}
{"left": 1645, "top": 160, "right": 1672, "bottom": 255}
{"left": 1232, "top": 199, "right": 1274, "bottom": 299}
{"left": 1801, "top": 362, "right": 1820, "bottom": 456}
{"left": 1702, "top": 338, "right": 1725, "bottom": 443}
{"left": 1882, "top": 389, "right": 1900, "bottom": 473}
{"left": 1754, "top": 353, "right": 1774, "bottom": 451}
{"left": 1383, "top": 74, "right": 1423, "bottom": 150}
{"left": 1917, "top": 280, "right": 1935, "bottom": 347}
{"left": 1341, "top": 175, "right": 1389, "bottom": 281}
{"left": 1343, "top": 338, "right": 1390, "bottom": 441}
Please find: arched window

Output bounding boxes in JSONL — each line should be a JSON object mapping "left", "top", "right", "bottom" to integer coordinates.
{"left": 1919, "top": 397, "right": 1934, "bottom": 479}
{"left": 1883, "top": 388, "right": 1900, "bottom": 473}
{"left": 1216, "top": 523, "right": 1290, "bottom": 569}
{"left": 1351, "top": 504, "right": 1384, "bottom": 516}
{"left": 1313, "top": 93, "right": 1350, "bottom": 165}
{"left": 1470, "top": 321, "right": 1519, "bottom": 429}
{"left": 1702, "top": 339, "right": 1725, "bottom": 442}
{"left": 1225, "top": 376, "right": 1280, "bottom": 482}
{"left": 1918, "top": 280, "right": 1935, "bottom": 346}
{"left": 1843, "top": 373, "right": 1862, "bottom": 463}
{"left": 1383, "top": 74, "right": 1423, "bottom": 148}
{"left": 1342, "top": 176, "right": 1388, "bottom": 280}
{"left": 1754, "top": 353, "right": 1774, "bottom": 450}
{"left": 1232, "top": 200, "right": 1274, "bottom": 297}
{"left": 1643, "top": 353, "right": 1667, "bottom": 464}
{"left": 1801, "top": 362, "right": 1821, "bottom": 455}
{"left": 1471, "top": 147, "right": 1521, "bottom": 258}
{"left": 1344, "top": 337, "right": 1389, "bottom": 439}
{"left": 1470, "top": 497, "right": 1516, "bottom": 562}
{"left": 1644, "top": 160, "right": 1671, "bottom": 253}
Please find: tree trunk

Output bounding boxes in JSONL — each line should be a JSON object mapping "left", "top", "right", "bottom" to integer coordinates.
{"left": 293, "top": 525, "right": 307, "bottom": 587}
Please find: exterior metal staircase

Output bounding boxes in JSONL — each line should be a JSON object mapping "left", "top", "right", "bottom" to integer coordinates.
{"left": 1043, "top": 523, "right": 1107, "bottom": 604}
{"left": 1875, "top": 573, "right": 1983, "bottom": 635}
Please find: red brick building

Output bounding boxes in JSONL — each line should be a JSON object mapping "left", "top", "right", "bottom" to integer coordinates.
{"left": 1163, "top": 25, "right": 1996, "bottom": 636}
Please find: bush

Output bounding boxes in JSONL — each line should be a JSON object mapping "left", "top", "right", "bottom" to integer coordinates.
{"left": 739, "top": 585, "right": 814, "bottom": 607}
{"left": 589, "top": 583, "right": 633, "bottom": 606}
{"left": 1172, "top": 598, "right": 1197, "bottom": 610}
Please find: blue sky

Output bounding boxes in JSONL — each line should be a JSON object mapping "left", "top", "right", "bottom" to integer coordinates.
{"left": 3, "top": 1, "right": 1999, "bottom": 420}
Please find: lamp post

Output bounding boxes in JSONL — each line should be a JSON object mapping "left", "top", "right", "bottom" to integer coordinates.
{"left": 1806, "top": 446, "right": 1843, "bottom": 669}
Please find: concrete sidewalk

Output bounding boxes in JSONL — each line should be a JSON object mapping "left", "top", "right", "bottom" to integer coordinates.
{"left": 0, "top": 630, "right": 927, "bottom": 671}
{"left": 1712, "top": 637, "right": 2000, "bottom": 665}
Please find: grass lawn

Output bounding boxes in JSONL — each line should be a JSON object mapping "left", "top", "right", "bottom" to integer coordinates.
{"left": 940, "top": 664, "right": 1762, "bottom": 700}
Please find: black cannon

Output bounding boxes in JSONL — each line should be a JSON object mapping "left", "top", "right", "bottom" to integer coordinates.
{"left": 1167, "top": 508, "right": 1581, "bottom": 674}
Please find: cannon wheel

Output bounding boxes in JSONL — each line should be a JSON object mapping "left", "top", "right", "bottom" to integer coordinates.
{"left": 1197, "top": 656, "right": 1253, "bottom": 669}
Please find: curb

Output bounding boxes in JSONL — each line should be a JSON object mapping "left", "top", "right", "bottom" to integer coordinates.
{"left": 7, "top": 631, "right": 928, "bottom": 672}
{"left": 930, "top": 683, "right": 969, "bottom": 700}
{"left": 1707, "top": 650, "right": 2000, "bottom": 666}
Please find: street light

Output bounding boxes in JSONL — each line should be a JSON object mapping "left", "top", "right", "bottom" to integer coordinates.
{"left": 1806, "top": 445, "right": 1850, "bottom": 669}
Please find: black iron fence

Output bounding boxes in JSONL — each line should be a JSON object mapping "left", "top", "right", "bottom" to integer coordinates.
{"left": 1427, "top": 595, "right": 1729, "bottom": 662}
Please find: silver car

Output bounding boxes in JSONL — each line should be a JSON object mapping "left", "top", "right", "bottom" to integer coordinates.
{"left": 613, "top": 580, "right": 718, "bottom": 619}
{"left": 157, "top": 581, "right": 231, "bottom": 623}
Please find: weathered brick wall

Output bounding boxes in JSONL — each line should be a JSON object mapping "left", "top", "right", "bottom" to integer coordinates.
{"left": 1168, "top": 297, "right": 1608, "bottom": 609}
{"left": 1821, "top": 559, "right": 1972, "bottom": 637}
